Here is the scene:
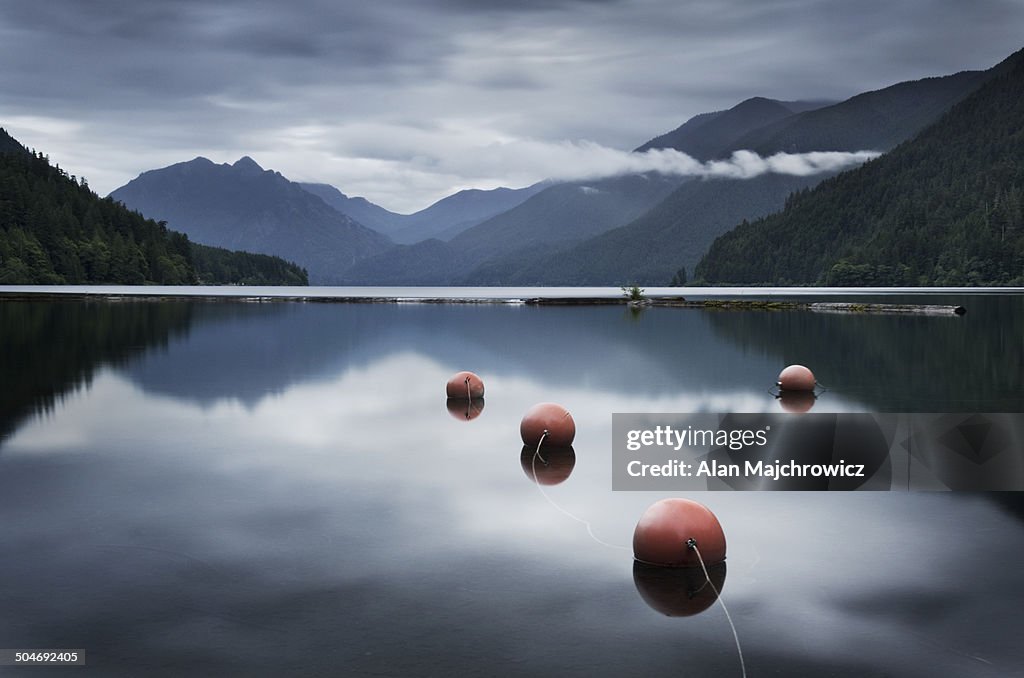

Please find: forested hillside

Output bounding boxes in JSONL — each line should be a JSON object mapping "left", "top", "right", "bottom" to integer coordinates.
{"left": 0, "top": 129, "right": 307, "bottom": 285}
{"left": 695, "top": 49, "right": 1024, "bottom": 286}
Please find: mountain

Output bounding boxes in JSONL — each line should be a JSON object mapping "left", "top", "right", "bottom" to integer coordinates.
{"left": 342, "top": 173, "right": 682, "bottom": 284}
{"left": 388, "top": 183, "right": 550, "bottom": 244}
{"left": 110, "top": 157, "right": 391, "bottom": 284}
{"left": 505, "top": 173, "right": 826, "bottom": 285}
{"left": 776, "top": 100, "right": 837, "bottom": 114}
{"left": 350, "top": 60, "right": 996, "bottom": 286}
{"left": 0, "top": 128, "right": 307, "bottom": 285}
{"left": 340, "top": 238, "right": 462, "bottom": 286}
{"left": 520, "top": 61, "right": 1002, "bottom": 285}
{"left": 343, "top": 96, "right": 805, "bottom": 285}
{"left": 635, "top": 97, "right": 802, "bottom": 159}
{"left": 695, "top": 47, "right": 1024, "bottom": 286}
{"left": 298, "top": 181, "right": 547, "bottom": 244}
{"left": 723, "top": 70, "right": 992, "bottom": 155}
{"left": 297, "top": 182, "right": 405, "bottom": 238}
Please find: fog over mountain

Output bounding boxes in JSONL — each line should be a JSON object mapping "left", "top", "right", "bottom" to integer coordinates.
{"left": 340, "top": 57, "right": 1000, "bottom": 285}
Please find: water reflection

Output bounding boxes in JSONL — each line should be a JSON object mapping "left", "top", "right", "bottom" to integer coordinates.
{"left": 5, "top": 297, "right": 1021, "bottom": 437}
{"left": 633, "top": 561, "right": 727, "bottom": 617}
{"left": 776, "top": 390, "right": 818, "bottom": 413}
{"left": 0, "top": 300, "right": 194, "bottom": 443}
{"left": 906, "top": 413, "right": 1024, "bottom": 490}
{"left": 446, "top": 397, "right": 485, "bottom": 421}
{"left": 0, "top": 297, "right": 1022, "bottom": 675}
{"left": 520, "top": 445, "right": 576, "bottom": 485}
{"left": 706, "top": 295, "right": 1024, "bottom": 411}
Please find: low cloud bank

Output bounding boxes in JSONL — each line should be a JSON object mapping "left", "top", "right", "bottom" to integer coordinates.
{"left": 471, "top": 139, "right": 882, "bottom": 183}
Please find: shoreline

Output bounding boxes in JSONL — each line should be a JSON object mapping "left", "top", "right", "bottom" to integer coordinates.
{"left": 0, "top": 289, "right": 968, "bottom": 315}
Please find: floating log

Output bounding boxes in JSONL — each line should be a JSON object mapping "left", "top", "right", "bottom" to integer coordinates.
{"left": 806, "top": 302, "right": 966, "bottom": 316}
{"left": 523, "top": 297, "right": 629, "bottom": 305}
{"left": 637, "top": 299, "right": 966, "bottom": 315}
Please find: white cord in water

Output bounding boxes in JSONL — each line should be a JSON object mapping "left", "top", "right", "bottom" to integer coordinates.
{"left": 691, "top": 541, "right": 747, "bottom": 678}
{"left": 529, "top": 436, "right": 629, "bottom": 552}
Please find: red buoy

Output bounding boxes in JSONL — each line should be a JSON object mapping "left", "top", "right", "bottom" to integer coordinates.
{"left": 777, "top": 364, "right": 816, "bottom": 392}
{"left": 633, "top": 498, "right": 726, "bottom": 568}
{"left": 520, "top": 402, "right": 575, "bottom": 447}
{"left": 446, "top": 371, "right": 484, "bottom": 399}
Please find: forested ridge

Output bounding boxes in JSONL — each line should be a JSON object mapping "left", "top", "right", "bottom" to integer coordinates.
{"left": 695, "top": 48, "right": 1024, "bottom": 286}
{"left": 0, "top": 129, "right": 307, "bottom": 285}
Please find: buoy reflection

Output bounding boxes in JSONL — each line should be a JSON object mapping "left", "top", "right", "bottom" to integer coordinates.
{"left": 633, "top": 561, "right": 727, "bottom": 617}
{"left": 777, "top": 390, "right": 817, "bottom": 413}
{"left": 446, "top": 397, "right": 485, "bottom": 421}
{"left": 520, "top": 445, "right": 576, "bottom": 485}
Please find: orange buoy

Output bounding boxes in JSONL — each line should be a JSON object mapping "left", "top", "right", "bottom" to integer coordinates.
{"left": 446, "top": 371, "right": 484, "bottom": 399}
{"left": 520, "top": 445, "right": 575, "bottom": 485}
{"left": 447, "top": 397, "right": 485, "bottom": 421}
{"left": 777, "top": 364, "right": 816, "bottom": 392}
{"left": 520, "top": 402, "right": 575, "bottom": 447}
{"left": 633, "top": 498, "right": 726, "bottom": 568}
{"left": 633, "top": 560, "right": 727, "bottom": 617}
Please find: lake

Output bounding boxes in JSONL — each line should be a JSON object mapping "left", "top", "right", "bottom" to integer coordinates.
{"left": 0, "top": 288, "right": 1022, "bottom": 676}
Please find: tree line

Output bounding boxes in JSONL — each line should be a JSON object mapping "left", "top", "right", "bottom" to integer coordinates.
{"left": 0, "top": 130, "right": 308, "bottom": 285}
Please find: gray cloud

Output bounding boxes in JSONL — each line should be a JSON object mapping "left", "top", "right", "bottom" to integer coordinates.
{"left": 0, "top": 0, "right": 1021, "bottom": 212}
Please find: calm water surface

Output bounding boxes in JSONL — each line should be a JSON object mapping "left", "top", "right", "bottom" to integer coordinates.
{"left": 0, "top": 291, "right": 1022, "bottom": 676}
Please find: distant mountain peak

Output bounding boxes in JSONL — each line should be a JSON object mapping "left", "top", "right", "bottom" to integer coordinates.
{"left": 108, "top": 156, "right": 391, "bottom": 284}
{"left": 737, "top": 96, "right": 777, "bottom": 106}
{"left": 731, "top": 97, "right": 794, "bottom": 114}
{"left": 232, "top": 156, "right": 264, "bottom": 174}
{"left": 634, "top": 95, "right": 796, "bottom": 159}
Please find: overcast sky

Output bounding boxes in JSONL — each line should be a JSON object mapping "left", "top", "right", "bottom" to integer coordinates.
{"left": 1, "top": 0, "right": 1022, "bottom": 213}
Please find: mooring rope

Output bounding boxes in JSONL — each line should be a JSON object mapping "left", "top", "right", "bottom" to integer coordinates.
{"left": 534, "top": 430, "right": 548, "bottom": 465}
{"left": 530, "top": 435, "right": 629, "bottom": 552}
{"left": 689, "top": 539, "right": 746, "bottom": 678}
